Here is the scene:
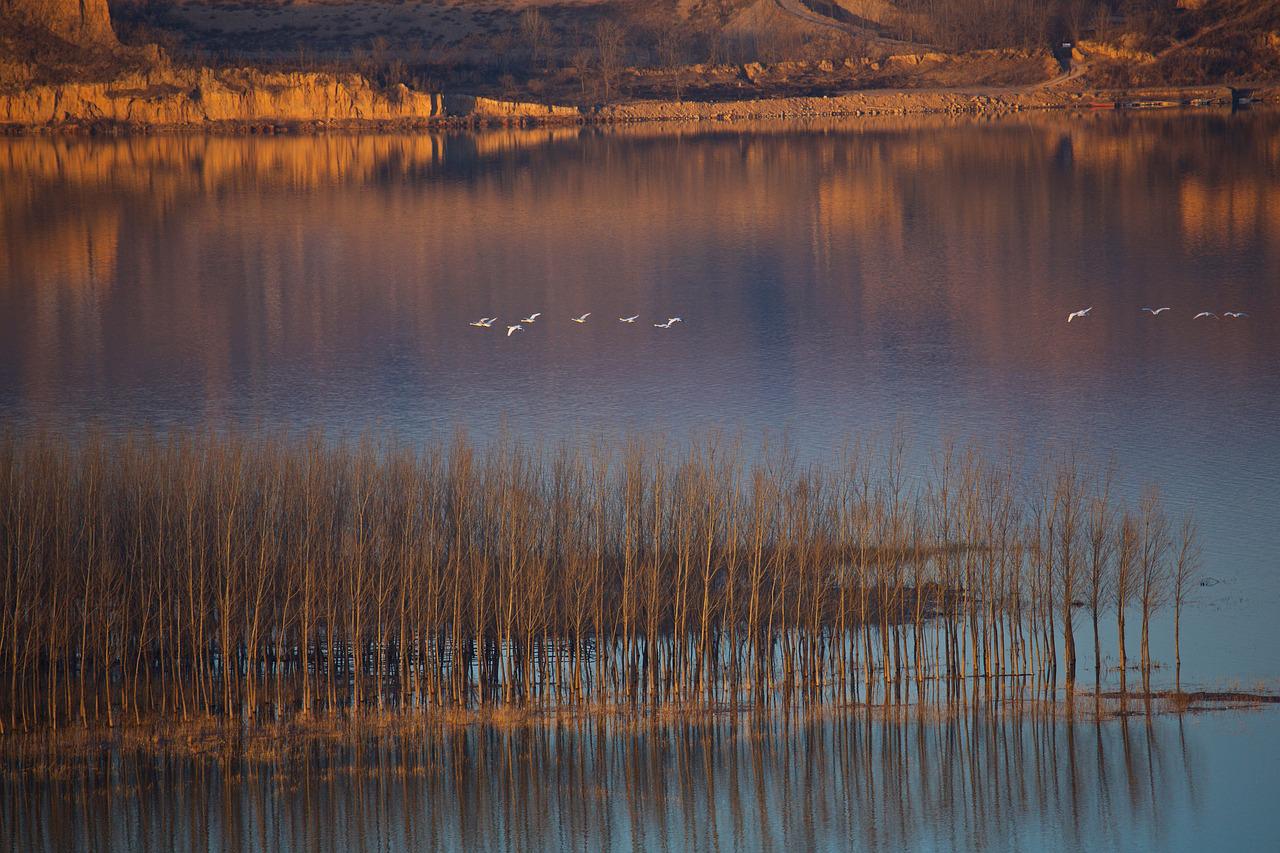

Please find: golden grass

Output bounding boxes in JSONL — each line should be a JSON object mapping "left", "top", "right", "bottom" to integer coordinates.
{"left": 6, "top": 682, "right": 1276, "bottom": 779}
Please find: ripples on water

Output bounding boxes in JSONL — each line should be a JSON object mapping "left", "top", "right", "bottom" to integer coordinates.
{"left": 2, "top": 110, "right": 1279, "bottom": 851}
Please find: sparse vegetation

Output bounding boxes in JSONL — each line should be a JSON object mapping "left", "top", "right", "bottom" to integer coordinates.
{"left": 94, "top": 1, "right": 1280, "bottom": 105}
{"left": 5, "top": 0, "right": 1275, "bottom": 115}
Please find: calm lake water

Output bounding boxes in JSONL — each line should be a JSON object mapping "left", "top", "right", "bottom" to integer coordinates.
{"left": 3, "top": 710, "right": 1279, "bottom": 852}
{"left": 2, "top": 109, "right": 1279, "bottom": 850}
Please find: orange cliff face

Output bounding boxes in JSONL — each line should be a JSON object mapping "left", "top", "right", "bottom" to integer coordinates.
{"left": 0, "top": 0, "right": 580, "bottom": 128}
{"left": 2, "top": 0, "right": 117, "bottom": 46}
{"left": 0, "top": 68, "right": 451, "bottom": 126}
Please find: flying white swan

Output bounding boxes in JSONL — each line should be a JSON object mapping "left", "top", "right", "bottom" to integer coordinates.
{"left": 1193, "top": 312, "right": 1218, "bottom": 319}
{"left": 1067, "top": 307, "right": 1092, "bottom": 323}
{"left": 654, "top": 317, "right": 683, "bottom": 329}
{"left": 619, "top": 315, "right": 639, "bottom": 323}
{"left": 1141, "top": 307, "right": 1170, "bottom": 315}
{"left": 469, "top": 317, "right": 497, "bottom": 328}
{"left": 571, "top": 313, "right": 591, "bottom": 324}
{"left": 521, "top": 313, "right": 542, "bottom": 324}
{"left": 507, "top": 324, "right": 523, "bottom": 337}
{"left": 1224, "top": 311, "right": 1250, "bottom": 318}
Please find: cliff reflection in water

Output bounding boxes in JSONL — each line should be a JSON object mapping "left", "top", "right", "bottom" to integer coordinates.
{"left": 3, "top": 709, "right": 1218, "bottom": 853}
{"left": 1, "top": 111, "right": 1277, "bottom": 433}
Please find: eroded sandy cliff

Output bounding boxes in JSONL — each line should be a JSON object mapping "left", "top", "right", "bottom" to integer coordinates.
{"left": 1, "top": 68, "right": 447, "bottom": 126}
{"left": 3, "top": 0, "right": 117, "bottom": 46}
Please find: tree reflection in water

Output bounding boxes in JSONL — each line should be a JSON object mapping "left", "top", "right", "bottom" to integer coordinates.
{"left": 2, "top": 704, "right": 1208, "bottom": 852}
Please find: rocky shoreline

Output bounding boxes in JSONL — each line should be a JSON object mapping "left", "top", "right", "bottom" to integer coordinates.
{"left": 593, "top": 83, "right": 1268, "bottom": 123}
{"left": 1, "top": 66, "right": 1273, "bottom": 134}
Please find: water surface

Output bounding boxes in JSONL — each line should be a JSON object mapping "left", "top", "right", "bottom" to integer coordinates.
{"left": 2, "top": 110, "right": 1279, "bottom": 850}
{"left": 4, "top": 709, "right": 1279, "bottom": 852}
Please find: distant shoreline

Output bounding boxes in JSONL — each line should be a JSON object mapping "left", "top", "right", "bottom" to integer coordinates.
{"left": 591, "top": 82, "right": 1269, "bottom": 124}
{"left": 2, "top": 75, "right": 1274, "bottom": 135}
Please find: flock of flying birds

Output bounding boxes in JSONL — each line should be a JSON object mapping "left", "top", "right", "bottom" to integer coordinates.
{"left": 1067, "top": 306, "right": 1251, "bottom": 323}
{"left": 469, "top": 313, "right": 684, "bottom": 336}
{"left": 473, "top": 307, "right": 1252, "bottom": 332}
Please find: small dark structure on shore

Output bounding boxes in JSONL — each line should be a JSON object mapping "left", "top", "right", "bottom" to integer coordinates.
{"left": 1230, "top": 87, "right": 1256, "bottom": 107}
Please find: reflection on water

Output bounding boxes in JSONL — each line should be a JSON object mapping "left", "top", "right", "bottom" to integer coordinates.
{"left": 6, "top": 708, "right": 1279, "bottom": 852}
{"left": 3, "top": 110, "right": 1280, "bottom": 853}
{"left": 3, "top": 113, "right": 1277, "bottom": 429}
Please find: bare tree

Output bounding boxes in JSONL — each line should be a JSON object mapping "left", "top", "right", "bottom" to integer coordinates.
{"left": 1114, "top": 512, "right": 1137, "bottom": 688}
{"left": 594, "top": 19, "right": 628, "bottom": 102}
{"left": 655, "top": 21, "right": 689, "bottom": 101}
{"left": 1136, "top": 487, "right": 1170, "bottom": 677}
{"left": 1084, "top": 467, "right": 1115, "bottom": 683}
{"left": 520, "top": 8, "right": 553, "bottom": 71}
{"left": 0, "top": 428, "right": 1203, "bottom": 733}
{"left": 1053, "top": 457, "right": 1085, "bottom": 688}
{"left": 570, "top": 47, "right": 594, "bottom": 101}
{"left": 1172, "top": 516, "right": 1200, "bottom": 690}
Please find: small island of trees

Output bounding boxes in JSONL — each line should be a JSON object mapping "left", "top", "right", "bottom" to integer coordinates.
{"left": 0, "top": 428, "right": 1200, "bottom": 735}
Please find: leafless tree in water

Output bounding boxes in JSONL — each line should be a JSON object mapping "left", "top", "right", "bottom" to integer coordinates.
{"left": 0, "top": 428, "right": 1193, "bottom": 733}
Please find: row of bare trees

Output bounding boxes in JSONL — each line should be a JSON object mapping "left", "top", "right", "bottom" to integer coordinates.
{"left": 893, "top": 0, "right": 1201, "bottom": 53}
{"left": 891, "top": 0, "right": 1056, "bottom": 50}
{"left": 0, "top": 429, "right": 1196, "bottom": 733}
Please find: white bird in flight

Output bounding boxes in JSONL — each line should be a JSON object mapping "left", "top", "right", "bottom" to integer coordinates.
{"left": 469, "top": 317, "right": 497, "bottom": 328}
{"left": 571, "top": 313, "right": 591, "bottom": 324}
{"left": 654, "top": 317, "right": 683, "bottom": 328}
{"left": 506, "top": 324, "right": 523, "bottom": 337}
{"left": 521, "top": 312, "right": 542, "bottom": 324}
{"left": 1067, "top": 307, "right": 1092, "bottom": 323}
{"left": 1141, "top": 307, "right": 1170, "bottom": 315}
{"left": 619, "top": 315, "right": 639, "bottom": 323}
{"left": 1224, "top": 311, "right": 1249, "bottom": 318}
{"left": 1194, "top": 312, "right": 1218, "bottom": 319}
